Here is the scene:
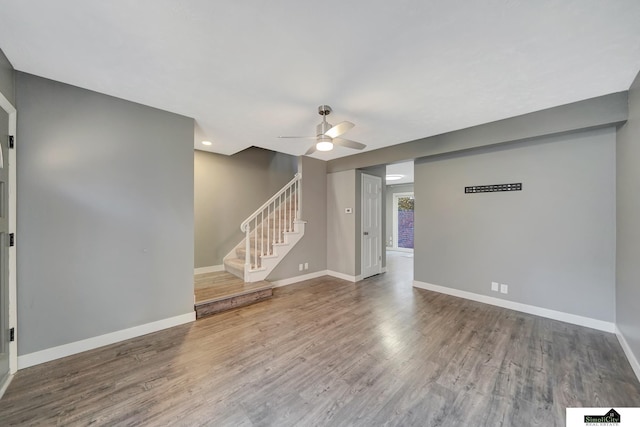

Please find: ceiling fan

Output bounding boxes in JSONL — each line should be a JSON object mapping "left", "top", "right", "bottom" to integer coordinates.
{"left": 278, "top": 105, "right": 366, "bottom": 155}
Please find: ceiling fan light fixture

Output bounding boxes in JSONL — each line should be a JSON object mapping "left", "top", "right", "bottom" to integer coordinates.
{"left": 316, "top": 140, "right": 334, "bottom": 151}
{"left": 386, "top": 174, "right": 404, "bottom": 181}
{"left": 316, "top": 135, "right": 333, "bottom": 151}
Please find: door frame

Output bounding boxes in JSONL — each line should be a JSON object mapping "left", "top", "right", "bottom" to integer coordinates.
{"left": 360, "top": 173, "right": 382, "bottom": 279}
{"left": 0, "top": 89, "right": 17, "bottom": 396}
{"left": 392, "top": 192, "right": 414, "bottom": 252}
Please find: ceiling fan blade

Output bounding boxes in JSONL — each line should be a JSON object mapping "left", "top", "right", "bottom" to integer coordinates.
{"left": 277, "top": 136, "right": 316, "bottom": 139}
{"left": 334, "top": 138, "right": 366, "bottom": 150}
{"left": 324, "top": 121, "right": 355, "bottom": 138}
{"left": 305, "top": 144, "right": 317, "bottom": 155}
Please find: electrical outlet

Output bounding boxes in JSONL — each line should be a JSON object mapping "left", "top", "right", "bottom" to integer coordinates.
{"left": 304, "top": 262, "right": 309, "bottom": 270}
{"left": 299, "top": 263, "right": 303, "bottom": 271}
{"left": 500, "top": 284, "right": 508, "bottom": 294}
{"left": 491, "top": 282, "right": 499, "bottom": 292}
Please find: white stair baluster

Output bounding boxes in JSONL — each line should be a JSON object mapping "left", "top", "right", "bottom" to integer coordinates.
{"left": 245, "top": 224, "right": 250, "bottom": 270}
{"left": 279, "top": 193, "right": 283, "bottom": 240}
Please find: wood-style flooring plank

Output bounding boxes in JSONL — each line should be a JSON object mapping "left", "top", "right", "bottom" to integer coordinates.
{"left": 1, "top": 252, "right": 639, "bottom": 426}
{"left": 194, "top": 271, "right": 271, "bottom": 303}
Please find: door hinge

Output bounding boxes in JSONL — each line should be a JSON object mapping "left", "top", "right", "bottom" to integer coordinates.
{"left": 9, "top": 233, "right": 15, "bottom": 247}
{"left": 9, "top": 327, "right": 15, "bottom": 342}
{"left": 8, "top": 135, "right": 14, "bottom": 149}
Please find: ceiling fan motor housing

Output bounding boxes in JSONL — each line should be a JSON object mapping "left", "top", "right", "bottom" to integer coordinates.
{"left": 318, "top": 105, "right": 332, "bottom": 116}
{"left": 317, "top": 120, "right": 333, "bottom": 136}
{"left": 317, "top": 105, "right": 333, "bottom": 136}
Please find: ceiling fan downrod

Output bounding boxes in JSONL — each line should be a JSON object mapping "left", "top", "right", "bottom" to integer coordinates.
{"left": 317, "top": 105, "right": 333, "bottom": 135}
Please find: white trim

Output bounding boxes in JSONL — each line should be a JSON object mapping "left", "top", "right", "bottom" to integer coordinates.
{"left": 0, "top": 373, "right": 12, "bottom": 399}
{"left": 271, "top": 268, "right": 385, "bottom": 287}
{"left": 270, "top": 270, "right": 328, "bottom": 287}
{"left": 194, "top": 264, "right": 224, "bottom": 275}
{"left": 388, "top": 247, "right": 413, "bottom": 253}
{"left": 616, "top": 325, "right": 640, "bottom": 382}
{"left": 0, "top": 90, "right": 17, "bottom": 376}
{"left": 327, "top": 270, "right": 362, "bottom": 282}
{"left": 413, "top": 281, "right": 615, "bottom": 333}
{"left": 17, "top": 312, "right": 195, "bottom": 369}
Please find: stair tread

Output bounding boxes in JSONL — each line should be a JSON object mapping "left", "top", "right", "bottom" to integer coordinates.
{"left": 224, "top": 257, "right": 245, "bottom": 268}
{"left": 194, "top": 271, "right": 272, "bottom": 304}
{"left": 194, "top": 271, "right": 273, "bottom": 319}
{"left": 224, "top": 256, "right": 266, "bottom": 273}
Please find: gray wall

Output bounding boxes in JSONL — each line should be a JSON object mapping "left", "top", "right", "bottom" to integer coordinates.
{"left": 0, "top": 48, "right": 14, "bottom": 105}
{"left": 385, "top": 183, "right": 414, "bottom": 247}
{"left": 328, "top": 93, "right": 627, "bottom": 173}
{"left": 16, "top": 73, "right": 195, "bottom": 355}
{"left": 617, "top": 70, "right": 640, "bottom": 363}
{"left": 270, "top": 156, "right": 327, "bottom": 280}
{"left": 327, "top": 170, "right": 356, "bottom": 276}
{"left": 194, "top": 148, "right": 297, "bottom": 268}
{"left": 326, "top": 166, "right": 387, "bottom": 277}
{"left": 414, "top": 127, "right": 616, "bottom": 322}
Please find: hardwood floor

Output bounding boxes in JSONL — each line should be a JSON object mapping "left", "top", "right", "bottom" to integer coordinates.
{"left": 1, "top": 252, "right": 639, "bottom": 426}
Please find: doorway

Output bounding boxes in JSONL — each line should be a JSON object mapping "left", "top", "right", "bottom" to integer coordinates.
{"left": 392, "top": 192, "right": 414, "bottom": 252}
{"left": 385, "top": 161, "right": 414, "bottom": 282}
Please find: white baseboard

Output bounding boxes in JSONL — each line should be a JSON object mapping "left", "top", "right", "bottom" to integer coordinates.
{"left": 616, "top": 325, "right": 640, "bottom": 382}
{"left": 18, "top": 312, "right": 195, "bottom": 369}
{"left": 271, "top": 268, "right": 388, "bottom": 287}
{"left": 327, "top": 270, "right": 362, "bottom": 282}
{"left": 271, "top": 270, "right": 328, "bottom": 287}
{"left": 413, "top": 281, "right": 615, "bottom": 333}
{"left": 387, "top": 248, "right": 414, "bottom": 253}
{"left": 194, "top": 265, "right": 224, "bottom": 275}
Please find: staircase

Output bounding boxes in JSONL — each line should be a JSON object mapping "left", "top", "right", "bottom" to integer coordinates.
{"left": 223, "top": 173, "right": 305, "bottom": 282}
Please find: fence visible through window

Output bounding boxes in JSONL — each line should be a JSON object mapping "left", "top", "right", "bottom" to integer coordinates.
{"left": 396, "top": 195, "right": 414, "bottom": 249}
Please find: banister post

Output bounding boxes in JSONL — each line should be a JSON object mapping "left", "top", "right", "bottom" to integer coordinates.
{"left": 245, "top": 225, "right": 250, "bottom": 272}
{"left": 296, "top": 176, "right": 301, "bottom": 220}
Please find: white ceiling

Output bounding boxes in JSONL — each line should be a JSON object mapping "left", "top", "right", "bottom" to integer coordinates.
{"left": 1, "top": 1, "right": 640, "bottom": 160}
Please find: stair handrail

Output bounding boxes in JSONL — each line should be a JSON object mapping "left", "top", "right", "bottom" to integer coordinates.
{"left": 240, "top": 173, "right": 301, "bottom": 232}
{"left": 240, "top": 173, "right": 301, "bottom": 274}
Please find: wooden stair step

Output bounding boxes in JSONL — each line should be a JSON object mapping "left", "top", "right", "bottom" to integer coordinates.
{"left": 194, "top": 272, "right": 273, "bottom": 319}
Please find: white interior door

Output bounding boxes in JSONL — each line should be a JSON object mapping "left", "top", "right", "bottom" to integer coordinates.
{"left": 361, "top": 173, "right": 382, "bottom": 279}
